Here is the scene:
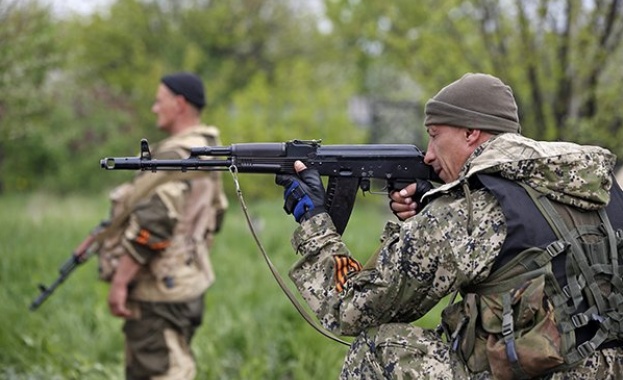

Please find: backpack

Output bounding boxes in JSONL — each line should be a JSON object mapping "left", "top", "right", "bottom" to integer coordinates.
{"left": 440, "top": 181, "right": 623, "bottom": 379}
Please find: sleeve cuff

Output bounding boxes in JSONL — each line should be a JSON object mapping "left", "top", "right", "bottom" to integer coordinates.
{"left": 291, "top": 212, "right": 336, "bottom": 253}
{"left": 121, "top": 239, "right": 148, "bottom": 265}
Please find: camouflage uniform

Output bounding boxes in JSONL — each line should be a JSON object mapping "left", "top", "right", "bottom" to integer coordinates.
{"left": 288, "top": 133, "right": 623, "bottom": 379}
{"left": 101, "top": 125, "right": 228, "bottom": 379}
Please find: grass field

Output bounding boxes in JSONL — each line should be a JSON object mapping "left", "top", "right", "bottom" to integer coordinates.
{"left": 0, "top": 191, "right": 444, "bottom": 379}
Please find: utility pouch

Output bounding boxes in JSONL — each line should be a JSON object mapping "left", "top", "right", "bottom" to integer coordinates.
{"left": 480, "top": 271, "right": 564, "bottom": 379}
{"left": 441, "top": 248, "right": 567, "bottom": 379}
{"left": 441, "top": 293, "right": 489, "bottom": 373}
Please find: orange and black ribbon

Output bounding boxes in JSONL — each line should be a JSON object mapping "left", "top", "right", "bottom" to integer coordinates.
{"left": 134, "top": 228, "right": 171, "bottom": 251}
{"left": 334, "top": 255, "right": 362, "bottom": 292}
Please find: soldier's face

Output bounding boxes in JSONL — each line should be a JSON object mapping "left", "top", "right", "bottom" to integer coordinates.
{"left": 424, "top": 125, "right": 474, "bottom": 183}
{"left": 152, "top": 84, "right": 182, "bottom": 133}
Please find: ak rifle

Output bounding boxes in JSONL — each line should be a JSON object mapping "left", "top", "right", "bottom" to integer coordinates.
{"left": 100, "top": 139, "right": 438, "bottom": 234}
{"left": 30, "top": 221, "right": 108, "bottom": 311}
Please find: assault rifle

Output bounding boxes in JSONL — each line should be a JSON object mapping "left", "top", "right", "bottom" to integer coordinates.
{"left": 29, "top": 221, "right": 108, "bottom": 311}
{"left": 100, "top": 139, "right": 438, "bottom": 235}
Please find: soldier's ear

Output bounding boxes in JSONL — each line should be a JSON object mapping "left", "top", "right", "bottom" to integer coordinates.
{"left": 465, "top": 128, "right": 487, "bottom": 147}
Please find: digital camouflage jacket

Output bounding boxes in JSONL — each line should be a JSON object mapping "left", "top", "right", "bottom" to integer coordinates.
{"left": 288, "top": 133, "right": 616, "bottom": 337}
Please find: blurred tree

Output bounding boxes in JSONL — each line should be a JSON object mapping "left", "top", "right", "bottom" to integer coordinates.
{"left": 68, "top": 0, "right": 351, "bottom": 132}
{"left": 32, "top": 0, "right": 365, "bottom": 194}
{"left": 324, "top": 0, "right": 623, "bottom": 157}
{"left": 0, "top": 0, "right": 61, "bottom": 192}
{"left": 5, "top": 0, "right": 622, "bottom": 194}
{"left": 211, "top": 57, "right": 365, "bottom": 198}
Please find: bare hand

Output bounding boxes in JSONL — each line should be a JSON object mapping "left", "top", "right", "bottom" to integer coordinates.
{"left": 108, "top": 282, "right": 132, "bottom": 318}
{"left": 389, "top": 183, "right": 419, "bottom": 221}
{"left": 107, "top": 254, "right": 141, "bottom": 318}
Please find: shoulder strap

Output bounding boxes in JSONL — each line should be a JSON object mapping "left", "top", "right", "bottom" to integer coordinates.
{"left": 94, "top": 127, "right": 223, "bottom": 260}
{"left": 96, "top": 171, "right": 209, "bottom": 249}
{"left": 517, "top": 182, "right": 623, "bottom": 362}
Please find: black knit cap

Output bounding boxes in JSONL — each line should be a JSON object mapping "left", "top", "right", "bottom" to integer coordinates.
{"left": 161, "top": 72, "right": 206, "bottom": 110}
{"left": 424, "top": 73, "right": 521, "bottom": 134}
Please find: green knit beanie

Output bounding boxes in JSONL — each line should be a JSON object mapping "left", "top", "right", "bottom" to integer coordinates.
{"left": 424, "top": 73, "right": 521, "bottom": 134}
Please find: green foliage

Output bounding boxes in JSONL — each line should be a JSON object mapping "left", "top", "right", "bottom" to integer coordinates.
{"left": 0, "top": 0, "right": 60, "bottom": 137}
{"left": 325, "top": 0, "right": 623, "bottom": 158}
{"left": 0, "top": 0, "right": 62, "bottom": 192}
{"left": 0, "top": 193, "right": 443, "bottom": 379}
{"left": 0, "top": 0, "right": 369, "bottom": 195}
{"left": 2, "top": 0, "right": 623, "bottom": 193}
{"left": 0, "top": 193, "right": 123, "bottom": 379}
{"left": 211, "top": 58, "right": 366, "bottom": 199}
{"left": 214, "top": 58, "right": 362, "bottom": 143}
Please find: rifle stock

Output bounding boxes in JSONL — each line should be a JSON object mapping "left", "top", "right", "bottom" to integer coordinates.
{"left": 101, "top": 139, "right": 439, "bottom": 234}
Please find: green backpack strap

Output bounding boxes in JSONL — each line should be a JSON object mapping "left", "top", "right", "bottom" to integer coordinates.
{"left": 518, "top": 182, "right": 623, "bottom": 363}
{"left": 500, "top": 291, "right": 531, "bottom": 379}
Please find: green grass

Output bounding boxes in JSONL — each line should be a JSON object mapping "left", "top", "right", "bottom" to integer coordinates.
{"left": 0, "top": 191, "right": 445, "bottom": 379}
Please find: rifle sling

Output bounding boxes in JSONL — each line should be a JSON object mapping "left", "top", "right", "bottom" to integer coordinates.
{"left": 228, "top": 165, "right": 351, "bottom": 347}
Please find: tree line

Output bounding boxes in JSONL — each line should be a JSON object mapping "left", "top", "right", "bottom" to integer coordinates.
{"left": 1, "top": 0, "right": 622, "bottom": 195}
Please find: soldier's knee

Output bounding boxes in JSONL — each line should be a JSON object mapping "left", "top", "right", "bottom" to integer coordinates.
{"left": 342, "top": 323, "right": 457, "bottom": 379}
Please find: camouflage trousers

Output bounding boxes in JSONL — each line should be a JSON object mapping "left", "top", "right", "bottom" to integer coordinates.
{"left": 340, "top": 323, "right": 623, "bottom": 380}
{"left": 340, "top": 323, "right": 471, "bottom": 379}
{"left": 123, "top": 297, "right": 205, "bottom": 380}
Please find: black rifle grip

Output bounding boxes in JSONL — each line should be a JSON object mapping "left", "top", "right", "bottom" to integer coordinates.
{"left": 325, "top": 177, "right": 360, "bottom": 235}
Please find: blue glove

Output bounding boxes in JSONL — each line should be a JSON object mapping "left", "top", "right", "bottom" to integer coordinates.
{"left": 275, "top": 168, "right": 326, "bottom": 223}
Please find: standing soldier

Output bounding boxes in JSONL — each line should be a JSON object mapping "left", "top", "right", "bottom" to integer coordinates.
{"left": 99, "top": 72, "right": 228, "bottom": 379}
{"left": 276, "top": 73, "right": 623, "bottom": 379}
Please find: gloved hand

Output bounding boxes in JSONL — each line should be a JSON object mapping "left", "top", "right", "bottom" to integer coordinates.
{"left": 275, "top": 163, "right": 326, "bottom": 223}
{"left": 389, "top": 179, "right": 433, "bottom": 221}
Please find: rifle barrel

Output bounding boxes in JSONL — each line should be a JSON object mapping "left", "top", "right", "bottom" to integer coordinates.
{"left": 29, "top": 254, "right": 82, "bottom": 311}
